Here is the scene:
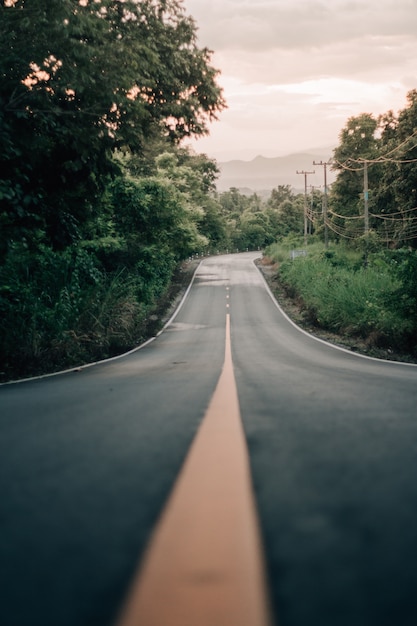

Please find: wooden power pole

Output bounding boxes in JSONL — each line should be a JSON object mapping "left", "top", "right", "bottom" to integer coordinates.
{"left": 297, "top": 170, "right": 315, "bottom": 246}
{"left": 313, "top": 160, "right": 331, "bottom": 249}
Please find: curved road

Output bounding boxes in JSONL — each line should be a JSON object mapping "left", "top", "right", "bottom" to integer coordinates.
{"left": 1, "top": 252, "right": 417, "bottom": 626}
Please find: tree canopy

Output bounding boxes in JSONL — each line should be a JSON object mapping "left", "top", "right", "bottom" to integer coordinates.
{"left": 0, "top": 0, "right": 225, "bottom": 253}
{"left": 328, "top": 92, "right": 417, "bottom": 247}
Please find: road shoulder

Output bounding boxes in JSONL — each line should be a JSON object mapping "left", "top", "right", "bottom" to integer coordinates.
{"left": 256, "top": 256, "right": 417, "bottom": 365}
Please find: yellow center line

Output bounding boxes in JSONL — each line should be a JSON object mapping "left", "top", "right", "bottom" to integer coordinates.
{"left": 116, "top": 314, "right": 272, "bottom": 626}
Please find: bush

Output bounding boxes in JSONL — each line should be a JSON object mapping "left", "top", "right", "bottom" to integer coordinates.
{"left": 0, "top": 243, "right": 175, "bottom": 381}
{"left": 275, "top": 243, "right": 416, "bottom": 352}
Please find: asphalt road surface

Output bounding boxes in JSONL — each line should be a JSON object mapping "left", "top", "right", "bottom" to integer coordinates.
{"left": 1, "top": 252, "right": 417, "bottom": 626}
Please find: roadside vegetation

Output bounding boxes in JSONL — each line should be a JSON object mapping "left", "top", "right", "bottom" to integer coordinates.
{"left": 0, "top": 0, "right": 226, "bottom": 381}
{"left": 265, "top": 237, "right": 417, "bottom": 359}
{"left": 0, "top": 1, "right": 300, "bottom": 382}
{"left": 262, "top": 91, "right": 417, "bottom": 361}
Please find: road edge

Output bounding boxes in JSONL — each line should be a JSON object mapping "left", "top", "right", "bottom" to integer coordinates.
{"left": 253, "top": 256, "right": 417, "bottom": 368}
{"left": 0, "top": 262, "right": 202, "bottom": 386}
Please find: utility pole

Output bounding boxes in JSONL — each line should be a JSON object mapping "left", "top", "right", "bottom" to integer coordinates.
{"left": 297, "top": 170, "right": 315, "bottom": 246}
{"left": 313, "top": 160, "right": 331, "bottom": 248}
{"left": 308, "top": 185, "right": 321, "bottom": 235}
{"left": 363, "top": 160, "right": 369, "bottom": 235}
{"left": 363, "top": 159, "right": 369, "bottom": 268}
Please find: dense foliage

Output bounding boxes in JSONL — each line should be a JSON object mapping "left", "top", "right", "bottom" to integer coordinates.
{"left": 0, "top": 0, "right": 225, "bottom": 255}
{"left": 266, "top": 239, "right": 417, "bottom": 359}
{"left": 0, "top": 0, "right": 227, "bottom": 380}
{"left": 265, "top": 91, "right": 417, "bottom": 361}
{"left": 329, "top": 90, "right": 417, "bottom": 247}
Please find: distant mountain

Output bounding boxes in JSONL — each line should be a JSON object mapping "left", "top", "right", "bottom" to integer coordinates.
{"left": 216, "top": 149, "right": 336, "bottom": 194}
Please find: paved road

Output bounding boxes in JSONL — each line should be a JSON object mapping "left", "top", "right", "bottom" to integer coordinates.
{"left": 1, "top": 252, "right": 417, "bottom": 626}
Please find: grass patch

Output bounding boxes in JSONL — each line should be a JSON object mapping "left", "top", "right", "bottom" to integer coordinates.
{"left": 0, "top": 244, "right": 183, "bottom": 382}
{"left": 265, "top": 238, "right": 417, "bottom": 354}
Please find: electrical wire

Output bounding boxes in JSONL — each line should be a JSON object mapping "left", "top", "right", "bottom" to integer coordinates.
{"left": 332, "top": 159, "right": 364, "bottom": 172}
{"left": 370, "top": 211, "right": 417, "bottom": 222}
{"left": 324, "top": 220, "right": 360, "bottom": 240}
{"left": 325, "top": 214, "right": 417, "bottom": 243}
{"left": 373, "top": 129, "right": 417, "bottom": 160}
{"left": 328, "top": 208, "right": 364, "bottom": 220}
{"left": 333, "top": 129, "right": 417, "bottom": 170}
{"left": 370, "top": 205, "right": 417, "bottom": 218}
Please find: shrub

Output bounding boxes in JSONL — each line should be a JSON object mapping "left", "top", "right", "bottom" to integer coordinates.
{"left": 276, "top": 243, "right": 415, "bottom": 351}
{"left": 0, "top": 243, "right": 174, "bottom": 381}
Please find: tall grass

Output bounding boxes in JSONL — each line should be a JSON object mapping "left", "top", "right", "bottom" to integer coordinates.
{"left": 265, "top": 238, "right": 417, "bottom": 352}
{"left": 0, "top": 244, "right": 174, "bottom": 381}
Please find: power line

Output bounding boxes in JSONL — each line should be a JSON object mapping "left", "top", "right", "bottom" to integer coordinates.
{"left": 324, "top": 218, "right": 361, "bottom": 240}
{"left": 332, "top": 159, "right": 364, "bottom": 172}
{"left": 370, "top": 206, "right": 417, "bottom": 221}
{"left": 334, "top": 129, "right": 417, "bottom": 170}
{"left": 328, "top": 209, "right": 364, "bottom": 221}
{"left": 320, "top": 129, "right": 417, "bottom": 245}
{"left": 326, "top": 211, "right": 417, "bottom": 243}
{"left": 377, "top": 129, "right": 417, "bottom": 159}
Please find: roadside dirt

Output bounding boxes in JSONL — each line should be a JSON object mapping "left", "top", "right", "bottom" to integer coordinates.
{"left": 256, "top": 256, "right": 417, "bottom": 365}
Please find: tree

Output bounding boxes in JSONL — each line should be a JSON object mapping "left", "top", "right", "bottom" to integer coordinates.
{"left": 331, "top": 113, "right": 380, "bottom": 215}
{"left": 199, "top": 197, "right": 228, "bottom": 250}
{"left": 235, "top": 211, "right": 274, "bottom": 249}
{"left": 0, "top": 0, "right": 225, "bottom": 254}
{"left": 114, "top": 145, "right": 226, "bottom": 253}
{"left": 153, "top": 148, "right": 227, "bottom": 250}
{"left": 265, "top": 186, "right": 303, "bottom": 239}
{"left": 375, "top": 90, "right": 417, "bottom": 247}
{"left": 110, "top": 174, "right": 206, "bottom": 263}
{"left": 328, "top": 113, "right": 382, "bottom": 242}
{"left": 267, "top": 185, "right": 293, "bottom": 209}
{"left": 218, "top": 188, "right": 250, "bottom": 215}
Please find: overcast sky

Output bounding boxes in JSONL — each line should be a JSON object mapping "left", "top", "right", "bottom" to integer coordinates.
{"left": 183, "top": 0, "right": 417, "bottom": 162}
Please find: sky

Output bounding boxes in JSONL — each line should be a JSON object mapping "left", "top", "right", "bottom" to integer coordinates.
{"left": 183, "top": 0, "right": 417, "bottom": 162}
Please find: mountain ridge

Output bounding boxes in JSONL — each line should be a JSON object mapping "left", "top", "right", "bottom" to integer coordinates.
{"left": 216, "top": 148, "right": 336, "bottom": 193}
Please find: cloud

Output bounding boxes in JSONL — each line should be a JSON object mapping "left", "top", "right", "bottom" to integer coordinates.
{"left": 211, "top": 36, "right": 417, "bottom": 88}
{"left": 188, "top": 0, "right": 417, "bottom": 53}
{"left": 187, "top": 0, "right": 417, "bottom": 85}
{"left": 183, "top": 0, "right": 417, "bottom": 159}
